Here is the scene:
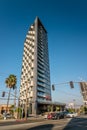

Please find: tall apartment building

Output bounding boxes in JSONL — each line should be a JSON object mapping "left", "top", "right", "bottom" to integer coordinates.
{"left": 20, "top": 17, "right": 51, "bottom": 114}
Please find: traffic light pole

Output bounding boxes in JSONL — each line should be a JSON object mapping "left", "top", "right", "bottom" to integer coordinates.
{"left": 1, "top": 90, "right": 20, "bottom": 117}
{"left": 52, "top": 81, "right": 87, "bottom": 106}
{"left": 52, "top": 81, "right": 87, "bottom": 89}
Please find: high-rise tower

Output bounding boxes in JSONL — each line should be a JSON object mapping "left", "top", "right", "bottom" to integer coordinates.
{"left": 20, "top": 17, "right": 51, "bottom": 114}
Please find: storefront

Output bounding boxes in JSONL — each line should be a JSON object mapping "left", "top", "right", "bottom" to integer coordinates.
{"left": 36, "top": 101, "right": 66, "bottom": 114}
{"left": 0, "top": 104, "right": 11, "bottom": 114}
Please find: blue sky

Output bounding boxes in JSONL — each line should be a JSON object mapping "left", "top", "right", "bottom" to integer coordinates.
{"left": 0, "top": 0, "right": 87, "bottom": 105}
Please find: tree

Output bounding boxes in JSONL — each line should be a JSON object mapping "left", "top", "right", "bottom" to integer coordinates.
{"left": 10, "top": 105, "right": 15, "bottom": 116}
{"left": 68, "top": 108, "right": 74, "bottom": 113}
{"left": 5, "top": 74, "right": 17, "bottom": 112}
{"left": 15, "top": 107, "right": 22, "bottom": 119}
{"left": 84, "top": 106, "right": 87, "bottom": 114}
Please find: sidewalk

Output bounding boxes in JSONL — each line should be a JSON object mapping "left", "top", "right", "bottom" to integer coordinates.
{"left": 0, "top": 118, "right": 16, "bottom": 123}
{"left": 0, "top": 116, "right": 44, "bottom": 123}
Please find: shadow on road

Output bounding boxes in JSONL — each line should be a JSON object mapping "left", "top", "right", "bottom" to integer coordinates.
{"left": 63, "top": 116, "right": 87, "bottom": 130}
{"left": 26, "top": 124, "right": 54, "bottom": 130}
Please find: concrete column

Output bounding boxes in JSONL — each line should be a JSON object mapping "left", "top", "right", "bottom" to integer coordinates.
{"left": 51, "top": 105, "right": 53, "bottom": 112}
{"left": 32, "top": 101, "right": 37, "bottom": 115}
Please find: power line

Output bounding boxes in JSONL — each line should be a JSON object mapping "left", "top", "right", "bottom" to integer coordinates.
{"left": 0, "top": 98, "right": 18, "bottom": 100}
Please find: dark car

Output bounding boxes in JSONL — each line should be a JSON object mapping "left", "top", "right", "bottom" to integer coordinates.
{"left": 62, "top": 111, "right": 69, "bottom": 118}
{"left": 52, "top": 112, "right": 65, "bottom": 120}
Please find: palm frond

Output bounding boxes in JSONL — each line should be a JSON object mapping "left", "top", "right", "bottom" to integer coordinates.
{"left": 5, "top": 74, "right": 17, "bottom": 89}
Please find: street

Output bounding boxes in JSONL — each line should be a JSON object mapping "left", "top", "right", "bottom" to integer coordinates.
{"left": 0, "top": 116, "right": 87, "bottom": 130}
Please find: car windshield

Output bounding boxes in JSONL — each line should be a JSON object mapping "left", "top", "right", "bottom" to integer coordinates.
{"left": 56, "top": 113, "right": 60, "bottom": 115}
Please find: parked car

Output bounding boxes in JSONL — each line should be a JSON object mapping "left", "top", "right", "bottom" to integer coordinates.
{"left": 3, "top": 113, "right": 13, "bottom": 119}
{"left": 42, "top": 112, "right": 49, "bottom": 119}
{"left": 62, "top": 111, "right": 69, "bottom": 118}
{"left": 52, "top": 112, "right": 65, "bottom": 120}
{"left": 66, "top": 112, "right": 77, "bottom": 118}
{"left": 44, "top": 114, "right": 48, "bottom": 119}
{"left": 47, "top": 112, "right": 55, "bottom": 119}
{"left": 6, "top": 113, "right": 13, "bottom": 118}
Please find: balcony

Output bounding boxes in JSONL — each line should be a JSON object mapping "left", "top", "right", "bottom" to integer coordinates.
{"left": 37, "top": 77, "right": 45, "bottom": 83}
{"left": 32, "top": 56, "right": 34, "bottom": 60}
{"left": 37, "top": 87, "right": 45, "bottom": 92}
{"left": 26, "top": 35, "right": 30, "bottom": 38}
{"left": 37, "top": 82, "right": 46, "bottom": 88}
{"left": 38, "top": 72, "right": 45, "bottom": 78}
{"left": 30, "top": 81, "right": 34, "bottom": 86}
{"left": 32, "top": 49, "right": 34, "bottom": 53}
{"left": 26, "top": 39, "right": 29, "bottom": 43}
{"left": 37, "top": 98, "right": 46, "bottom": 102}
{"left": 37, "top": 92, "right": 46, "bottom": 98}
{"left": 30, "top": 91, "right": 33, "bottom": 97}
{"left": 31, "top": 71, "right": 34, "bottom": 77}
{"left": 31, "top": 25, "right": 34, "bottom": 29}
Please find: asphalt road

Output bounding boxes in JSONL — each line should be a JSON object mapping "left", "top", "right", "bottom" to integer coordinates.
{"left": 0, "top": 116, "right": 87, "bottom": 130}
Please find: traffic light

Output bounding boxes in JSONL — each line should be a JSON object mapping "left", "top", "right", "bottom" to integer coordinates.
{"left": 2, "top": 91, "right": 5, "bottom": 97}
{"left": 52, "top": 84, "right": 55, "bottom": 90}
{"left": 69, "top": 81, "right": 74, "bottom": 88}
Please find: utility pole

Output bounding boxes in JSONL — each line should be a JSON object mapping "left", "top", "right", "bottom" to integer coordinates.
{"left": 17, "top": 97, "right": 20, "bottom": 119}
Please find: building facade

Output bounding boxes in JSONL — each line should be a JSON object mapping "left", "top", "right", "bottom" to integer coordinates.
{"left": 0, "top": 104, "right": 11, "bottom": 114}
{"left": 20, "top": 17, "right": 51, "bottom": 115}
{"left": 80, "top": 82, "right": 87, "bottom": 105}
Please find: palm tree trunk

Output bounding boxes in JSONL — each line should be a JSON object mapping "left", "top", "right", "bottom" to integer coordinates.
{"left": 14, "top": 87, "right": 17, "bottom": 108}
{"left": 6, "top": 88, "right": 11, "bottom": 113}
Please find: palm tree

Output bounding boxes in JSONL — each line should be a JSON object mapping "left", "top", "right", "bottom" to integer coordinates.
{"left": 5, "top": 74, "right": 17, "bottom": 112}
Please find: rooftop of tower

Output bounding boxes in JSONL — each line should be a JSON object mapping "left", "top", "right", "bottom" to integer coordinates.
{"left": 35, "top": 16, "right": 47, "bottom": 33}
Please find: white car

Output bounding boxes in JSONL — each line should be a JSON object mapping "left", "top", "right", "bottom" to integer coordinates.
{"left": 3, "top": 113, "right": 13, "bottom": 119}
{"left": 44, "top": 114, "right": 48, "bottom": 119}
{"left": 66, "top": 112, "right": 77, "bottom": 118}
